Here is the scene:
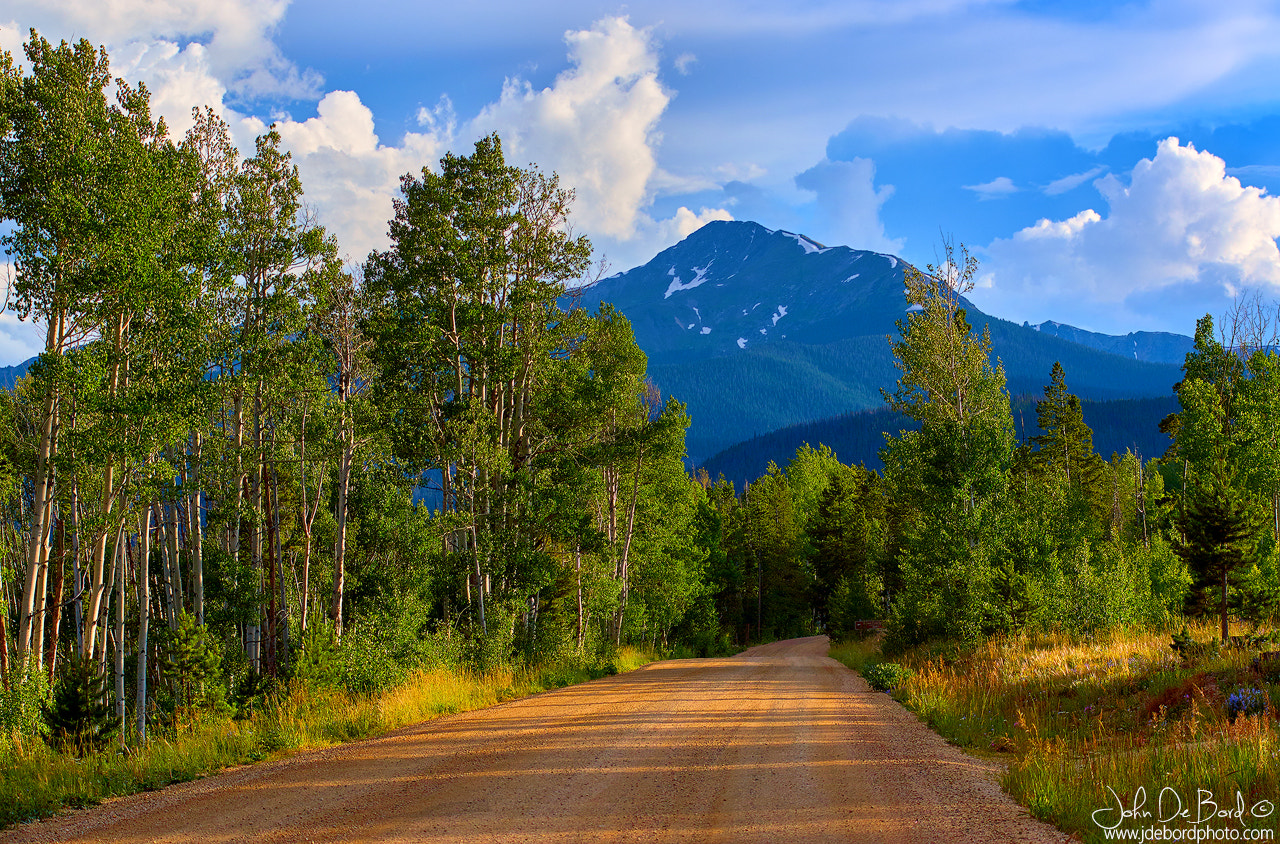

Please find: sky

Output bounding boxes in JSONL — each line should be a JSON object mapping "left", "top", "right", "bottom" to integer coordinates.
{"left": 3, "top": 0, "right": 1280, "bottom": 364}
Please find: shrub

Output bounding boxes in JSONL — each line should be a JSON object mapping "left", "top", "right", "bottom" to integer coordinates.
{"left": 862, "top": 662, "right": 914, "bottom": 692}
{"left": 292, "top": 620, "right": 341, "bottom": 689}
{"left": 0, "top": 669, "right": 49, "bottom": 742}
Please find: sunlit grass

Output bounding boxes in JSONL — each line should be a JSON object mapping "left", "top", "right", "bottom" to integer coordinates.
{"left": 0, "top": 646, "right": 657, "bottom": 829}
{"left": 831, "top": 624, "right": 1280, "bottom": 843}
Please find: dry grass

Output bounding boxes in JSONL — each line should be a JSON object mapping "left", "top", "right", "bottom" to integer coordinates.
{"left": 0, "top": 646, "right": 657, "bottom": 829}
{"left": 832, "top": 624, "right": 1280, "bottom": 843}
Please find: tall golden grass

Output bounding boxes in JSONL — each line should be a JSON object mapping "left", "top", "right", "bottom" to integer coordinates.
{"left": 0, "top": 647, "right": 656, "bottom": 829}
{"left": 832, "top": 625, "right": 1280, "bottom": 843}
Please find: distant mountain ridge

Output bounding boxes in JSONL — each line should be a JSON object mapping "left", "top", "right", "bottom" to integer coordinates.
{"left": 1030, "top": 321, "right": 1194, "bottom": 366}
{"left": 700, "top": 395, "right": 1180, "bottom": 491}
{"left": 573, "top": 220, "right": 1186, "bottom": 462}
{"left": 0, "top": 358, "right": 33, "bottom": 390}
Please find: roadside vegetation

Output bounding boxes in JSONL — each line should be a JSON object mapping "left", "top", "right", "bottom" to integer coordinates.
{"left": 821, "top": 246, "right": 1280, "bottom": 841}
{"left": 0, "top": 642, "right": 654, "bottom": 827}
{"left": 833, "top": 626, "right": 1279, "bottom": 842}
{"left": 0, "top": 32, "right": 734, "bottom": 827}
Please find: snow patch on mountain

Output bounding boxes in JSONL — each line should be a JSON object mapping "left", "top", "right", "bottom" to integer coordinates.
{"left": 737, "top": 337, "right": 747, "bottom": 349}
{"left": 906, "top": 304, "right": 923, "bottom": 313}
{"left": 664, "top": 263, "right": 713, "bottom": 299}
{"left": 701, "top": 327, "right": 712, "bottom": 335}
{"left": 779, "top": 231, "right": 832, "bottom": 255}
{"left": 842, "top": 273, "right": 860, "bottom": 283}
{"left": 772, "top": 305, "right": 788, "bottom": 326}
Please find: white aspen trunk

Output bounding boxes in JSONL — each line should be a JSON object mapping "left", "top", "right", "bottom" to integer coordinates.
{"left": 158, "top": 514, "right": 177, "bottom": 630}
{"left": 95, "top": 530, "right": 120, "bottom": 671}
{"left": 166, "top": 500, "right": 184, "bottom": 618}
{"left": 186, "top": 438, "right": 202, "bottom": 624}
{"left": 18, "top": 309, "right": 64, "bottom": 661}
{"left": 229, "top": 390, "right": 245, "bottom": 557}
{"left": 33, "top": 522, "right": 50, "bottom": 673}
{"left": 187, "top": 432, "right": 204, "bottom": 625}
{"left": 44, "top": 519, "right": 65, "bottom": 680}
{"left": 271, "top": 469, "right": 288, "bottom": 671}
{"left": 575, "top": 545, "right": 585, "bottom": 651}
{"left": 85, "top": 313, "right": 128, "bottom": 660}
{"left": 613, "top": 448, "right": 644, "bottom": 647}
{"left": 69, "top": 474, "right": 83, "bottom": 656}
{"left": 332, "top": 435, "right": 352, "bottom": 639}
{"left": 114, "top": 524, "right": 125, "bottom": 746}
{"left": 136, "top": 507, "right": 153, "bottom": 740}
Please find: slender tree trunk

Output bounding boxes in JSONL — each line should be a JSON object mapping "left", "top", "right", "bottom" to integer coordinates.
{"left": 45, "top": 519, "right": 65, "bottom": 681}
{"left": 86, "top": 312, "right": 128, "bottom": 659}
{"left": 18, "top": 309, "right": 64, "bottom": 663}
{"left": 332, "top": 432, "right": 352, "bottom": 639}
{"left": 69, "top": 475, "right": 83, "bottom": 656}
{"left": 166, "top": 498, "right": 184, "bottom": 620}
{"left": 136, "top": 506, "right": 153, "bottom": 740}
{"left": 34, "top": 526, "right": 50, "bottom": 673}
{"left": 575, "top": 544, "right": 585, "bottom": 650}
{"left": 114, "top": 523, "right": 126, "bottom": 746}
{"left": 613, "top": 448, "right": 644, "bottom": 646}
{"left": 188, "top": 432, "right": 204, "bottom": 625}
{"left": 271, "top": 468, "right": 288, "bottom": 673}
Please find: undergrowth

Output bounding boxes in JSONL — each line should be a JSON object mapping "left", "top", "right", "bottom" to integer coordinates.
{"left": 0, "top": 647, "right": 656, "bottom": 829}
{"left": 830, "top": 624, "right": 1280, "bottom": 843}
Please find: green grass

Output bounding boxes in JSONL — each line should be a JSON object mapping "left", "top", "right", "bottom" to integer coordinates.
{"left": 830, "top": 625, "right": 1280, "bottom": 843}
{"left": 0, "top": 647, "right": 657, "bottom": 829}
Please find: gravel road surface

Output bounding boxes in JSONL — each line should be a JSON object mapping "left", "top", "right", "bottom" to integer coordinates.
{"left": 5, "top": 636, "right": 1067, "bottom": 843}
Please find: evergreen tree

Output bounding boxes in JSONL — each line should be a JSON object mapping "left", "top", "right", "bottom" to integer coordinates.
{"left": 44, "top": 652, "right": 115, "bottom": 754}
{"left": 1177, "top": 464, "right": 1259, "bottom": 641}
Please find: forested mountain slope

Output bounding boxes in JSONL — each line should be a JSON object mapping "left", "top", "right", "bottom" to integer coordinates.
{"left": 699, "top": 394, "right": 1180, "bottom": 489}
{"left": 572, "top": 220, "right": 1184, "bottom": 462}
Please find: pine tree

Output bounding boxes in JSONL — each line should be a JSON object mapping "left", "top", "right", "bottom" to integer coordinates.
{"left": 1031, "top": 362, "right": 1100, "bottom": 486}
{"left": 44, "top": 652, "right": 116, "bottom": 754}
{"left": 1177, "top": 465, "right": 1259, "bottom": 641}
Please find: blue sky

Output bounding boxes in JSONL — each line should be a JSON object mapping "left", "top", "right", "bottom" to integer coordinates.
{"left": 3, "top": 0, "right": 1280, "bottom": 363}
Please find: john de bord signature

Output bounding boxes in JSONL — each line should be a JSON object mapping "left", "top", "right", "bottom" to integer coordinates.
{"left": 1092, "top": 786, "right": 1275, "bottom": 830}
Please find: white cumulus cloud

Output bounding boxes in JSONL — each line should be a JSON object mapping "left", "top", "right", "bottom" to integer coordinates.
{"left": 978, "top": 137, "right": 1280, "bottom": 333}
{"left": 0, "top": 0, "right": 319, "bottom": 101}
{"left": 264, "top": 92, "right": 447, "bottom": 262}
{"left": 661, "top": 206, "right": 735, "bottom": 241}
{"left": 470, "top": 16, "right": 671, "bottom": 240}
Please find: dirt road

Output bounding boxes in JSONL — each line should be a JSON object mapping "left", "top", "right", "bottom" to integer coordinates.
{"left": 6, "top": 637, "right": 1065, "bottom": 843}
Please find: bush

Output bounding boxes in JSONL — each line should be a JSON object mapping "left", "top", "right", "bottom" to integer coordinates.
{"left": 861, "top": 662, "right": 914, "bottom": 692}
{"left": 43, "top": 653, "right": 116, "bottom": 754}
{"left": 0, "top": 668, "right": 50, "bottom": 742}
{"left": 292, "top": 620, "right": 341, "bottom": 689}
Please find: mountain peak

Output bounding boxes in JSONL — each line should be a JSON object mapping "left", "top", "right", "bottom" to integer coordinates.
{"left": 573, "top": 221, "right": 910, "bottom": 363}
